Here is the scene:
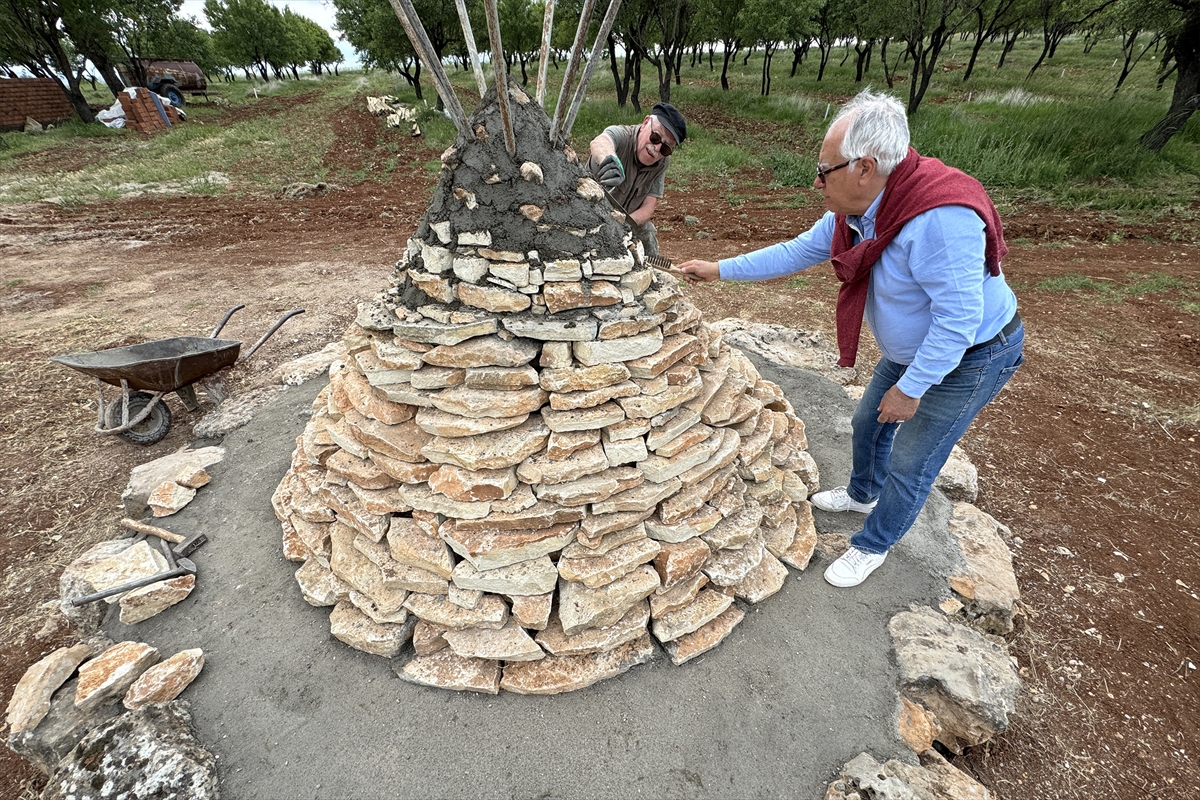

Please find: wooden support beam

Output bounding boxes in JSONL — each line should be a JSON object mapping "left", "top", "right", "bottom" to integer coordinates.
{"left": 388, "top": 0, "right": 469, "bottom": 133}
{"left": 548, "top": 0, "right": 599, "bottom": 145}
{"left": 454, "top": 0, "right": 488, "bottom": 98}
{"left": 535, "top": 0, "right": 556, "bottom": 106}
{"left": 482, "top": 0, "right": 516, "bottom": 156}
{"left": 562, "top": 0, "right": 625, "bottom": 140}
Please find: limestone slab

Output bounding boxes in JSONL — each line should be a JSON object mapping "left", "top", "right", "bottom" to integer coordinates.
{"left": 543, "top": 281, "right": 622, "bottom": 313}
{"left": 541, "top": 402, "right": 625, "bottom": 432}
{"left": 429, "top": 465, "right": 517, "bottom": 502}
{"left": 397, "top": 649, "right": 501, "bottom": 694}
{"left": 444, "top": 621, "right": 545, "bottom": 662}
{"left": 392, "top": 318, "right": 499, "bottom": 346}
{"left": 645, "top": 505, "right": 723, "bottom": 543}
{"left": 5, "top": 644, "right": 93, "bottom": 734}
{"left": 348, "top": 415, "right": 432, "bottom": 463}
{"left": 421, "top": 335, "right": 539, "bottom": 368}
{"left": 592, "top": 477, "right": 680, "bottom": 515}
{"left": 945, "top": 502, "right": 1020, "bottom": 634}
{"left": 409, "top": 366, "right": 465, "bottom": 390}
{"left": 652, "top": 538, "right": 712, "bottom": 589}
{"left": 117, "top": 575, "right": 196, "bottom": 624}
{"left": 703, "top": 538, "right": 765, "bottom": 587}
{"left": 702, "top": 503, "right": 764, "bottom": 551}
{"left": 510, "top": 593, "right": 553, "bottom": 630}
{"left": 546, "top": 430, "right": 601, "bottom": 460}
{"left": 502, "top": 315, "right": 600, "bottom": 341}
{"left": 650, "top": 589, "right": 734, "bottom": 643}
{"left": 557, "top": 565, "right": 660, "bottom": 635}
{"left": 562, "top": 524, "right": 647, "bottom": 558}
{"left": 536, "top": 600, "right": 649, "bottom": 656}
{"left": 533, "top": 466, "right": 643, "bottom": 507}
{"left": 452, "top": 502, "right": 584, "bottom": 532}
{"left": 430, "top": 385, "right": 548, "bottom": 418}
{"left": 458, "top": 282, "right": 532, "bottom": 313}
{"left": 75, "top": 642, "right": 159, "bottom": 712}
{"left": 387, "top": 518, "right": 454, "bottom": 578}
{"left": 465, "top": 365, "right": 539, "bottom": 390}
{"left": 602, "top": 435, "right": 649, "bottom": 467}
{"left": 623, "top": 333, "right": 701, "bottom": 379}
{"left": 732, "top": 550, "right": 789, "bottom": 603}
{"left": 580, "top": 508, "right": 655, "bottom": 540}
{"left": 403, "top": 593, "right": 509, "bottom": 631}
{"left": 617, "top": 372, "right": 703, "bottom": 419}
{"left": 441, "top": 520, "right": 579, "bottom": 570}
{"left": 558, "top": 537, "right": 661, "bottom": 588}
{"left": 650, "top": 571, "right": 708, "bottom": 619}
{"left": 662, "top": 605, "right": 745, "bottom": 665}
{"left": 295, "top": 558, "right": 350, "bottom": 606}
{"left": 81, "top": 541, "right": 169, "bottom": 604}
{"left": 452, "top": 556, "right": 559, "bottom": 596}
{"left": 147, "top": 481, "right": 196, "bottom": 517}
{"left": 412, "top": 620, "right": 448, "bottom": 655}
{"left": 550, "top": 380, "right": 640, "bottom": 411}
{"left": 415, "top": 407, "right": 530, "bottom": 437}
{"left": 573, "top": 330, "right": 663, "bottom": 366}
{"left": 540, "top": 363, "right": 630, "bottom": 393}
{"left": 499, "top": 633, "right": 654, "bottom": 695}
{"left": 122, "top": 649, "right": 204, "bottom": 710}
{"left": 518, "top": 442, "right": 609, "bottom": 485}
{"left": 422, "top": 417, "right": 550, "bottom": 470}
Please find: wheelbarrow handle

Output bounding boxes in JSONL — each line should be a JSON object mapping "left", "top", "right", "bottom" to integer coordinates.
{"left": 244, "top": 309, "right": 306, "bottom": 360}
{"left": 211, "top": 304, "right": 246, "bottom": 338}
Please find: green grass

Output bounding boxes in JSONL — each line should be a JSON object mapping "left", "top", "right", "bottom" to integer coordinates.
{"left": 1, "top": 33, "right": 1196, "bottom": 219}
{"left": 1035, "top": 271, "right": 1198, "bottom": 301}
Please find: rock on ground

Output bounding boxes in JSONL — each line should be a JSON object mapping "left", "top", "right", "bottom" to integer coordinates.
{"left": 43, "top": 701, "right": 219, "bottom": 800}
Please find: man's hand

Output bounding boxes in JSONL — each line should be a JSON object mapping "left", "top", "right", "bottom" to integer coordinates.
{"left": 596, "top": 154, "right": 625, "bottom": 187}
{"left": 878, "top": 386, "right": 920, "bottom": 423}
{"left": 677, "top": 259, "right": 720, "bottom": 284}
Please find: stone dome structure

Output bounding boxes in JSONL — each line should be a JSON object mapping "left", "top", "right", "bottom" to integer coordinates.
{"left": 271, "top": 84, "right": 821, "bottom": 694}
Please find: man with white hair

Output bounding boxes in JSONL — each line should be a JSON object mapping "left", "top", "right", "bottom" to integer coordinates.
{"left": 679, "top": 89, "right": 1023, "bottom": 588}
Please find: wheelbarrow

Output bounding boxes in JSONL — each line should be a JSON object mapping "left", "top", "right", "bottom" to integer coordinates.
{"left": 51, "top": 305, "right": 305, "bottom": 445}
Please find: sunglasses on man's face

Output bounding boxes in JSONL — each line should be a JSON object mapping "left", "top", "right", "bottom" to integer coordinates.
{"left": 648, "top": 125, "right": 674, "bottom": 156}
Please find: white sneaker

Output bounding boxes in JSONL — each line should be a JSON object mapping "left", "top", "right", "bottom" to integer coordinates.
{"left": 811, "top": 486, "right": 877, "bottom": 514}
{"left": 824, "top": 547, "right": 888, "bottom": 587}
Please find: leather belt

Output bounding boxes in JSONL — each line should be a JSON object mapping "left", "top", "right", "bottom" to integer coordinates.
{"left": 964, "top": 311, "right": 1021, "bottom": 355}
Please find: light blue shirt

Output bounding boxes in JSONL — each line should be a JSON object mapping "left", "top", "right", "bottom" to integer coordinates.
{"left": 719, "top": 192, "right": 1018, "bottom": 398}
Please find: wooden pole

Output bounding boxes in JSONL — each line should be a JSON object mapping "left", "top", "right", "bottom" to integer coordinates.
{"left": 454, "top": 0, "right": 488, "bottom": 98}
{"left": 535, "top": 0, "right": 556, "bottom": 106}
{"left": 549, "top": 0, "right": 599, "bottom": 144}
{"left": 562, "top": 0, "right": 625, "bottom": 139}
{"left": 387, "top": 0, "right": 469, "bottom": 133}
{"left": 481, "top": 0, "right": 516, "bottom": 156}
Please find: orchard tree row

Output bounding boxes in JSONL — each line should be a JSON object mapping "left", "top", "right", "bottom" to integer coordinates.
{"left": 0, "top": 0, "right": 342, "bottom": 121}
{"left": 335, "top": 0, "right": 1196, "bottom": 150}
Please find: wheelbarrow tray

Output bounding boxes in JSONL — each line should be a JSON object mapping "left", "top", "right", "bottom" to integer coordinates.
{"left": 51, "top": 337, "right": 241, "bottom": 393}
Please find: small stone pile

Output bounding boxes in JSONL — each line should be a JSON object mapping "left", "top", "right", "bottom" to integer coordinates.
{"left": 271, "top": 84, "right": 821, "bottom": 694}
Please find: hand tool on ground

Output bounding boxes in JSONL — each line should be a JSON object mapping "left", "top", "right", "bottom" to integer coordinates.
{"left": 70, "top": 558, "right": 198, "bottom": 606}
{"left": 120, "top": 517, "right": 207, "bottom": 558}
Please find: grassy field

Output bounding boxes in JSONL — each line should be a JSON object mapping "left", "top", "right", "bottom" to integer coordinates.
{"left": 1, "top": 33, "right": 1197, "bottom": 216}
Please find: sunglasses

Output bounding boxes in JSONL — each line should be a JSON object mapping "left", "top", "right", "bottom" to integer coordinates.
{"left": 648, "top": 121, "right": 674, "bottom": 156}
{"left": 815, "top": 159, "right": 853, "bottom": 185}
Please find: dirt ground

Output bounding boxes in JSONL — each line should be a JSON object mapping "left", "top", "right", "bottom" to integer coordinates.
{"left": 1, "top": 98, "right": 1198, "bottom": 799}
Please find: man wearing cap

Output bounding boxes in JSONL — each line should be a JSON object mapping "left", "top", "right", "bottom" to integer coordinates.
{"left": 588, "top": 102, "right": 687, "bottom": 258}
{"left": 679, "top": 89, "right": 1024, "bottom": 588}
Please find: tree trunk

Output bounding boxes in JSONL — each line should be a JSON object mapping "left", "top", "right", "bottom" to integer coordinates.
{"left": 609, "top": 37, "right": 629, "bottom": 107}
{"left": 1141, "top": 16, "right": 1200, "bottom": 151}
{"left": 997, "top": 28, "right": 1019, "bottom": 68}
{"left": 721, "top": 47, "right": 733, "bottom": 90}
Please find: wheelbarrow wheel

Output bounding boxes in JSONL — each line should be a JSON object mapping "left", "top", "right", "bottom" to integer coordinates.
{"left": 105, "top": 391, "right": 172, "bottom": 445}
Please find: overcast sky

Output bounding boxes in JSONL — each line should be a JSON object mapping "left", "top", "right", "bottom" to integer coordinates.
{"left": 179, "top": 0, "right": 363, "bottom": 68}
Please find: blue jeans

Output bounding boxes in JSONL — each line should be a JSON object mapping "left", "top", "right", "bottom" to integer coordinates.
{"left": 847, "top": 324, "right": 1025, "bottom": 554}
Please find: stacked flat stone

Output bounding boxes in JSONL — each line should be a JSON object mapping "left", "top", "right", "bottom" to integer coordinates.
{"left": 271, "top": 84, "right": 821, "bottom": 695}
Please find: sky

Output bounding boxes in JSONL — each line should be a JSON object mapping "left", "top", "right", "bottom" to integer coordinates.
{"left": 178, "top": 0, "right": 363, "bottom": 68}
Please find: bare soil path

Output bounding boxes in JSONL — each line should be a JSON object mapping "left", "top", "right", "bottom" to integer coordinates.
{"left": 1, "top": 99, "right": 1198, "bottom": 798}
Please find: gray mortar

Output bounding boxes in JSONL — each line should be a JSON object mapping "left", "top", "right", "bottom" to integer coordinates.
{"left": 416, "top": 85, "right": 627, "bottom": 261}
{"left": 103, "top": 356, "right": 955, "bottom": 799}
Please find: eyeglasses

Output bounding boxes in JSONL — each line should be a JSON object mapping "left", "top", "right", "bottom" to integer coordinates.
{"left": 815, "top": 159, "right": 853, "bottom": 185}
{"left": 648, "top": 120, "right": 675, "bottom": 156}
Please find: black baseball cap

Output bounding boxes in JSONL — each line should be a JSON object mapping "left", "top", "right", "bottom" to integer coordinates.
{"left": 651, "top": 102, "right": 686, "bottom": 146}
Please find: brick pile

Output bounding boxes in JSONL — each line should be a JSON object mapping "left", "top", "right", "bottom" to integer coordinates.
{"left": 272, "top": 83, "right": 823, "bottom": 695}
{"left": 117, "top": 88, "right": 180, "bottom": 133}
{"left": 0, "top": 78, "right": 74, "bottom": 131}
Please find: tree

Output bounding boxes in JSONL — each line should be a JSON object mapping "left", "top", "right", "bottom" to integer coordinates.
{"left": 1140, "top": 0, "right": 1200, "bottom": 150}
{"left": 0, "top": 0, "right": 97, "bottom": 121}
{"left": 898, "top": 0, "right": 985, "bottom": 113}
{"left": 961, "top": 0, "right": 1025, "bottom": 81}
{"left": 205, "top": 0, "right": 288, "bottom": 80}
{"left": 497, "top": 0, "right": 541, "bottom": 85}
{"left": 738, "top": 0, "right": 815, "bottom": 95}
{"left": 691, "top": 0, "right": 744, "bottom": 90}
{"left": 1026, "top": 0, "right": 1120, "bottom": 77}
